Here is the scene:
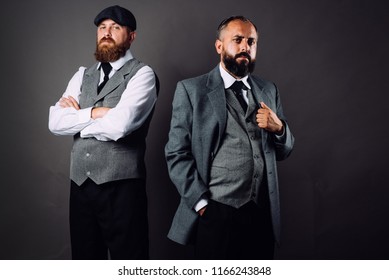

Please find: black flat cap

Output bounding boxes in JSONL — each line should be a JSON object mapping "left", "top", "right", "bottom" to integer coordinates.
{"left": 94, "top": 5, "right": 136, "bottom": 30}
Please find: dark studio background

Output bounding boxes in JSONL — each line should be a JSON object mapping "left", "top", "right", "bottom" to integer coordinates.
{"left": 0, "top": 0, "right": 388, "bottom": 260}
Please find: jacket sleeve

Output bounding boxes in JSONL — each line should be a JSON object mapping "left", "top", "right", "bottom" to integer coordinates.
{"left": 272, "top": 83, "right": 295, "bottom": 161}
{"left": 165, "top": 81, "right": 209, "bottom": 210}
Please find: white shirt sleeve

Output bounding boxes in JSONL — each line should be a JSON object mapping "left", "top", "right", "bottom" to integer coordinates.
{"left": 194, "top": 198, "right": 209, "bottom": 212}
{"left": 80, "top": 65, "right": 157, "bottom": 141}
{"left": 48, "top": 67, "right": 94, "bottom": 136}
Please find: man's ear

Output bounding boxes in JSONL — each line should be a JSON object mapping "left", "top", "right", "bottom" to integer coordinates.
{"left": 215, "top": 39, "right": 223, "bottom": 54}
{"left": 128, "top": 30, "right": 136, "bottom": 44}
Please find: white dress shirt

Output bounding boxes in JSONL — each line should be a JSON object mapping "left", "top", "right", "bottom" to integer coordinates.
{"left": 48, "top": 50, "right": 157, "bottom": 141}
{"left": 219, "top": 63, "right": 251, "bottom": 104}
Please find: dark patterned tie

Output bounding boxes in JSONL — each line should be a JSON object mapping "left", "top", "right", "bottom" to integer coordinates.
{"left": 97, "top": 62, "right": 112, "bottom": 93}
{"left": 230, "top": 80, "right": 248, "bottom": 112}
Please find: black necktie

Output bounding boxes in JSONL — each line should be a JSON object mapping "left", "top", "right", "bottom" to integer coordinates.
{"left": 230, "top": 80, "right": 248, "bottom": 112}
{"left": 97, "top": 62, "right": 112, "bottom": 93}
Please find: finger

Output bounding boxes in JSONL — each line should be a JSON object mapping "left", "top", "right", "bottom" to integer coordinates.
{"left": 68, "top": 96, "right": 77, "bottom": 103}
{"left": 198, "top": 206, "right": 207, "bottom": 216}
{"left": 257, "top": 121, "right": 267, "bottom": 128}
{"left": 59, "top": 97, "right": 71, "bottom": 107}
{"left": 260, "top": 102, "right": 270, "bottom": 109}
{"left": 256, "top": 116, "right": 266, "bottom": 125}
{"left": 68, "top": 96, "right": 80, "bottom": 110}
{"left": 257, "top": 118, "right": 267, "bottom": 125}
{"left": 257, "top": 108, "right": 266, "bottom": 114}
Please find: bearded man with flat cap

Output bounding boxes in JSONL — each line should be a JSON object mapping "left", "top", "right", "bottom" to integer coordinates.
{"left": 49, "top": 5, "right": 158, "bottom": 260}
{"left": 165, "top": 15, "right": 294, "bottom": 259}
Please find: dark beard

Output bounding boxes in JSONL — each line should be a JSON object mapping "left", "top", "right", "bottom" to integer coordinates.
{"left": 223, "top": 52, "right": 256, "bottom": 78}
{"left": 94, "top": 38, "right": 130, "bottom": 62}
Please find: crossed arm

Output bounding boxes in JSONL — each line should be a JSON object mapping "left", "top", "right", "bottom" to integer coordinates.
{"left": 49, "top": 66, "right": 157, "bottom": 141}
{"left": 59, "top": 95, "right": 110, "bottom": 119}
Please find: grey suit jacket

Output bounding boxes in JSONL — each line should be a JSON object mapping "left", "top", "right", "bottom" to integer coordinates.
{"left": 165, "top": 66, "right": 294, "bottom": 245}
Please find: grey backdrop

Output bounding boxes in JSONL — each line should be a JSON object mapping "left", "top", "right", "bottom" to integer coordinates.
{"left": 1, "top": 0, "right": 388, "bottom": 259}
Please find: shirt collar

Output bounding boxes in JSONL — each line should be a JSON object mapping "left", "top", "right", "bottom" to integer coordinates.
{"left": 96, "top": 49, "right": 134, "bottom": 71}
{"left": 219, "top": 63, "right": 251, "bottom": 90}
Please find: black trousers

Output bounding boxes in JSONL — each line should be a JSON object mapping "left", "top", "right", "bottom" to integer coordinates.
{"left": 195, "top": 199, "right": 274, "bottom": 260}
{"left": 69, "top": 178, "right": 149, "bottom": 260}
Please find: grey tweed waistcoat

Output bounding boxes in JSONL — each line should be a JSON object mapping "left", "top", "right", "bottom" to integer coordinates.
{"left": 208, "top": 88, "right": 266, "bottom": 208}
{"left": 70, "top": 58, "right": 151, "bottom": 186}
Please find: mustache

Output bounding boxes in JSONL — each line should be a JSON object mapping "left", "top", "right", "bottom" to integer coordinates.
{"left": 99, "top": 37, "right": 115, "bottom": 44}
{"left": 235, "top": 52, "right": 251, "bottom": 61}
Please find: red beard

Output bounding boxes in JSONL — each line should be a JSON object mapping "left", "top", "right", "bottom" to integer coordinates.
{"left": 94, "top": 38, "right": 129, "bottom": 62}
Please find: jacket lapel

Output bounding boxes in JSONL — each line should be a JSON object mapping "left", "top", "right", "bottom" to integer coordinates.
{"left": 225, "top": 88, "right": 245, "bottom": 114}
{"left": 246, "top": 90, "right": 258, "bottom": 117}
{"left": 206, "top": 67, "right": 227, "bottom": 146}
{"left": 248, "top": 76, "right": 270, "bottom": 145}
{"left": 83, "top": 64, "right": 100, "bottom": 103}
{"left": 93, "top": 58, "right": 137, "bottom": 103}
{"left": 95, "top": 72, "right": 125, "bottom": 102}
{"left": 249, "top": 76, "right": 273, "bottom": 108}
